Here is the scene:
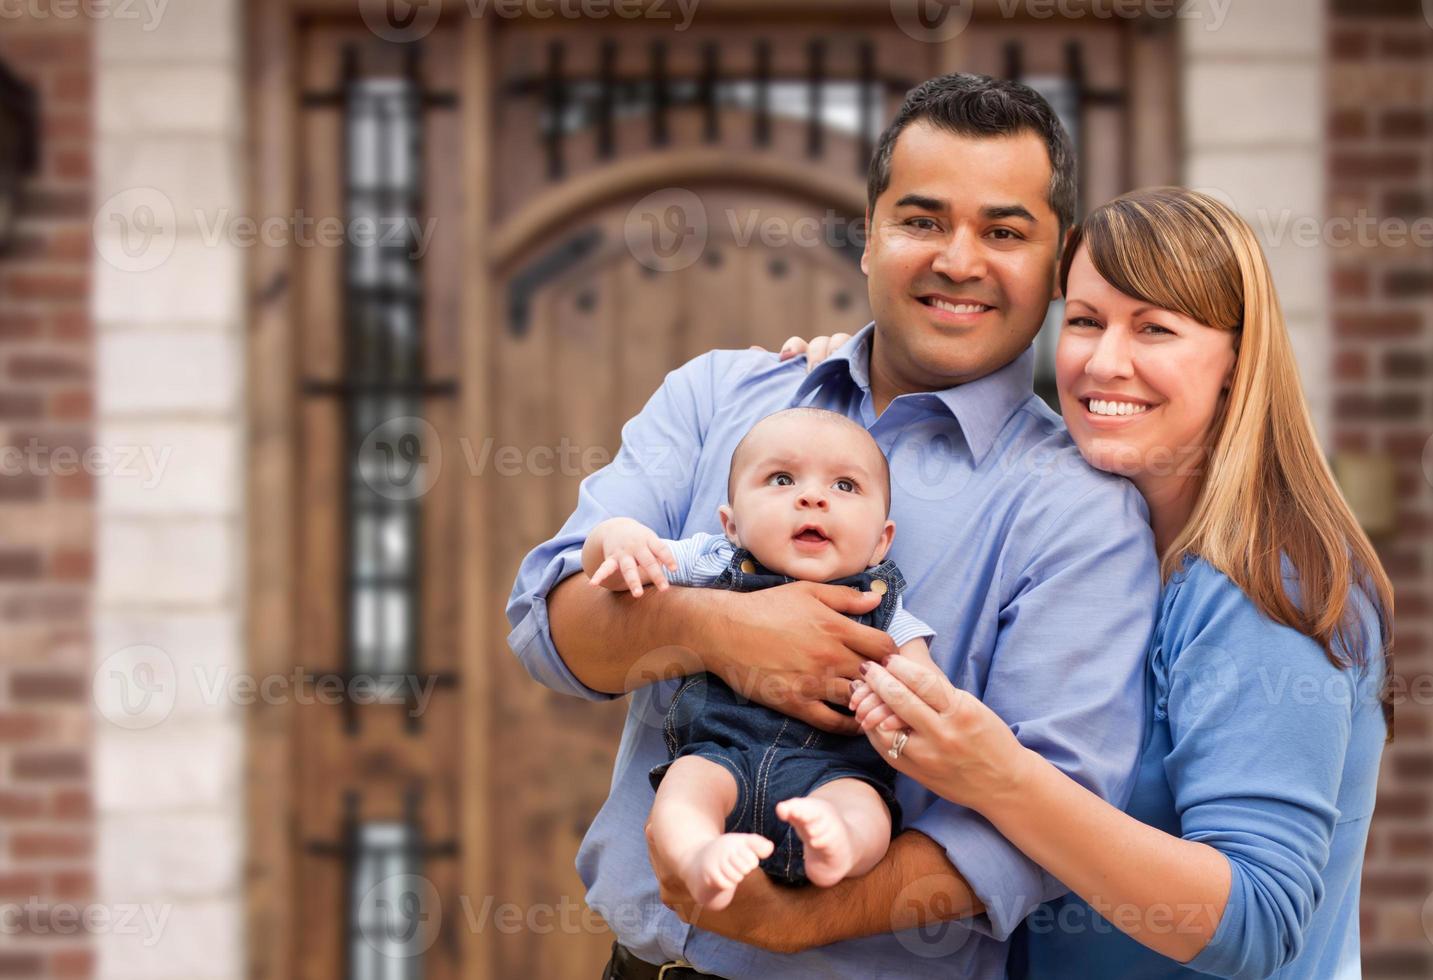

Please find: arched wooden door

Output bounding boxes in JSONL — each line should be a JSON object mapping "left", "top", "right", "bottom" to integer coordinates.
{"left": 247, "top": 5, "right": 1176, "bottom": 979}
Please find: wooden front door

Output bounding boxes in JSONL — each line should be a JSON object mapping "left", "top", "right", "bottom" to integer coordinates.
{"left": 248, "top": 5, "right": 1176, "bottom": 979}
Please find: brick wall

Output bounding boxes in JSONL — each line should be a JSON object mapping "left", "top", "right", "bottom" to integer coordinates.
{"left": 1327, "top": 1, "right": 1433, "bottom": 977}
{"left": 0, "top": 9, "right": 96, "bottom": 980}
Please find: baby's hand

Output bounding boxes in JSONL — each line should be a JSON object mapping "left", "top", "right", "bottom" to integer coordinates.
{"left": 587, "top": 518, "right": 679, "bottom": 597}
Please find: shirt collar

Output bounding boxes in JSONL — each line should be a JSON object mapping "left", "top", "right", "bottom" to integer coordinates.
{"left": 792, "top": 322, "right": 1037, "bottom": 465}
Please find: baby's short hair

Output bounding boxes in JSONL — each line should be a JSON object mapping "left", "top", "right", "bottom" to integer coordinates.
{"left": 726, "top": 407, "right": 893, "bottom": 514}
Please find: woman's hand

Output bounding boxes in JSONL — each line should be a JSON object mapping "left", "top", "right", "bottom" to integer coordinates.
{"left": 850, "top": 652, "right": 1034, "bottom": 813}
{"left": 747, "top": 333, "right": 854, "bottom": 372}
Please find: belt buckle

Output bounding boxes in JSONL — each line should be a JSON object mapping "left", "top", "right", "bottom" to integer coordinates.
{"left": 657, "top": 960, "right": 696, "bottom": 979}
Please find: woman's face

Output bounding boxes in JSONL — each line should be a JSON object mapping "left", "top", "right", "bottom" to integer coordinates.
{"left": 1056, "top": 246, "right": 1237, "bottom": 482}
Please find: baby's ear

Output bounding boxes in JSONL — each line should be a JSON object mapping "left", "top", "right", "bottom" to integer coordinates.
{"left": 869, "top": 519, "right": 896, "bottom": 565}
{"left": 717, "top": 504, "right": 739, "bottom": 544}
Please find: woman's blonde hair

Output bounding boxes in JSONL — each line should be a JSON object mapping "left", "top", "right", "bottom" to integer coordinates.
{"left": 1060, "top": 187, "right": 1394, "bottom": 729}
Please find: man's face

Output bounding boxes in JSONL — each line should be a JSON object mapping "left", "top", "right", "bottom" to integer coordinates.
{"left": 861, "top": 122, "right": 1064, "bottom": 391}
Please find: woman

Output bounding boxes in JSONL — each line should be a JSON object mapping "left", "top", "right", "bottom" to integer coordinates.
{"left": 783, "top": 187, "right": 1392, "bottom": 979}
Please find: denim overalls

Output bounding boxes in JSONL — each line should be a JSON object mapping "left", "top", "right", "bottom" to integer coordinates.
{"left": 648, "top": 547, "right": 908, "bottom": 885}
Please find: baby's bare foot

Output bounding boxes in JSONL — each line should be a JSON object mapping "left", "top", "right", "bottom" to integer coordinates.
{"left": 682, "top": 834, "right": 774, "bottom": 912}
{"left": 776, "top": 796, "right": 856, "bottom": 887}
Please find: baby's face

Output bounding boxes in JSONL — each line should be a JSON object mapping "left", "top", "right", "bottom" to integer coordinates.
{"left": 720, "top": 415, "right": 894, "bottom": 582}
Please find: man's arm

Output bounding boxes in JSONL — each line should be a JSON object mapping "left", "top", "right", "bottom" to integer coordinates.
{"left": 505, "top": 350, "right": 893, "bottom": 730}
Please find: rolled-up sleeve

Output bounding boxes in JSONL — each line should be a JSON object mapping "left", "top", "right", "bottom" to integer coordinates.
{"left": 504, "top": 351, "right": 720, "bottom": 701}
{"left": 911, "top": 481, "right": 1158, "bottom": 940}
{"left": 1169, "top": 569, "right": 1355, "bottom": 980}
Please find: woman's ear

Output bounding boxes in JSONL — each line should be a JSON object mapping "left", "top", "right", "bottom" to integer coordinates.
{"left": 718, "top": 504, "right": 739, "bottom": 545}
{"left": 868, "top": 519, "right": 896, "bottom": 566}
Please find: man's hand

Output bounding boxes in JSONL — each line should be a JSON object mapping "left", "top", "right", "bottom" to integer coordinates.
{"left": 706, "top": 582, "right": 897, "bottom": 736}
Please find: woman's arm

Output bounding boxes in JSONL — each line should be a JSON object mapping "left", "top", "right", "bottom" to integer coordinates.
{"left": 855, "top": 571, "right": 1357, "bottom": 978}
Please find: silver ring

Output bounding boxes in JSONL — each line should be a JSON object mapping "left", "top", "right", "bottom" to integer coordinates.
{"left": 887, "top": 730, "right": 910, "bottom": 761}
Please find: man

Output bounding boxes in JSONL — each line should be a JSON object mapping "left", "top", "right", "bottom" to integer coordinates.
{"left": 506, "top": 73, "right": 1158, "bottom": 979}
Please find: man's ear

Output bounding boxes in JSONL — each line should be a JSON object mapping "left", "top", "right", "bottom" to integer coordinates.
{"left": 718, "top": 504, "right": 739, "bottom": 544}
{"left": 859, "top": 208, "right": 871, "bottom": 277}
{"left": 868, "top": 519, "right": 896, "bottom": 565}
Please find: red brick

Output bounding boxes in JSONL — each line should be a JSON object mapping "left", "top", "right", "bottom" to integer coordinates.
{"left": 49, "top": 948, "right": 93, "bottom": 980}
{"left": 2, "top": 272, "right": 89, "bottom": 303}
{"left": 49, "top": 790, "right": 90, "bottom": 821}
{"left": 0, "top": 794, "right": 45, "bottom": 820}
{"left": 1379, "top": 108, "right": 1430, "bottom": 139}
{"left": 0, "top": 589, "right": 87, "bottom": 622}
{"left": 1329, "top": 109, "right": 1368, "bottom": 141}
{"left": 48, "top": 389, "right": 91, "bottom": 421}
{"left": 49, "top": 871, "right": 92, "bottom": 901}
{"left": 0, "top": 872, "right": 44, "bottom": 897}
{"left": 1390, "top": 829, "right": 1433, "bottom": 857}
{"left": 11, "top": 671, "right": 84, "bottom": 702}
{"left": 12, "top": 750, "right": 86, "bottom": 781}
{"left": 10, "top": 833, "right": 91, "bottom": 861}
{"left": 0, "top": 312, "right": 43, "bottom": 340}
{"left": 0, "top": 952, "right": 44, "bottom": 976}
{"left": 0, "top": 473, "right": 44, "bottom": 503}
{"left": 0, "top": 713, "right": 45, "bottom": 740}
{"left": 1332, "top": 265, "right": 1371, "bottom": 299}
{"left": 1382, "top": 350, "right": 1429, "bottom": 379}
{"left": 49, "top": 310, "right": 90, "bottom": 342}
{"left": 49, "top": 69, "right": 90, "bottom": 104}
{"left": 1379, "top": 32, "right": 1430, "bottom": 59}
{"left": 1335, "top": 349, "right": 1370, "bottom": 381}
{"left": 0, "top": 391, "right": 44, "bottom": 419}
{"left": 0, "top": 549, "right": 43, "bottom": 580}
{"left": 1384, "top": 268, "right": 1433, "bottom": 298}
{"left": 1331, "top": 152, "right": 1421, "bottom": 181}
{"left": 6, "top": 352, "right": 89, "bottom": 382}
{"left": 53, "top": 467, "right": 92, "bottom": 500}
{"left": 1362, "top": 869, "right": 1430, "bottom": 898}
{"left": 1336, "top": 312, "right": 1422, "bottom": 339}
{"left": 53, "top": 148, "right": 90, "bottom": 182}
{"left": 1330, "top": 27, "right": 1371, "bottom": 58}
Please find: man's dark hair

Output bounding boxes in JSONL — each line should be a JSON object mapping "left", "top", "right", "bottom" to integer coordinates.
{"left": 866, "top": 72, "right": 1077, "bottom": 235}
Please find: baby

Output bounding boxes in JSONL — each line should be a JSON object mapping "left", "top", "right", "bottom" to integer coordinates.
{"left": 581, "top": 407, "right": 934, "bottom": 910}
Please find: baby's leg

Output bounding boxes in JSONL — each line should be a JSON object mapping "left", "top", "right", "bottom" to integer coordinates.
{"left": 775, "top": 778, "right": 892, "bottom": 887}
{"left": 648, "top": 756, "right": 773, "bottom": 911}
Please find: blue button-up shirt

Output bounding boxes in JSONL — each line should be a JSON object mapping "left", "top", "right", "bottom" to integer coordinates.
{"left": 505, "top": 324, "right": 1159, "bottom": 979}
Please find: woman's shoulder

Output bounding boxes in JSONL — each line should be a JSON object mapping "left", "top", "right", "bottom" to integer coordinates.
{"left": 1157, "top": 555, "right": 1384, "bottom": 693}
